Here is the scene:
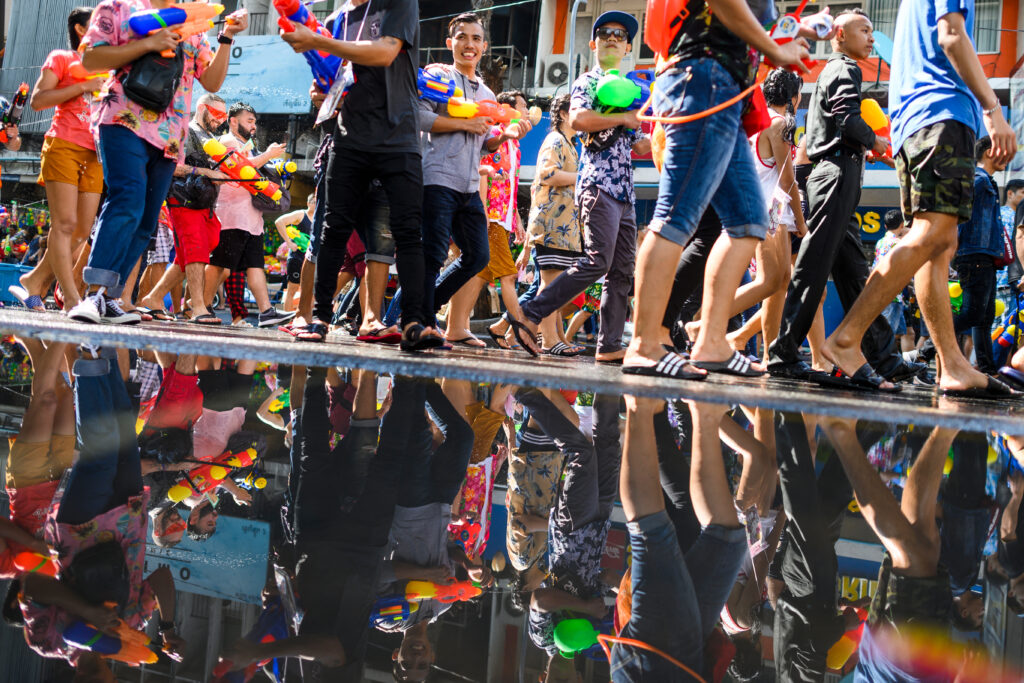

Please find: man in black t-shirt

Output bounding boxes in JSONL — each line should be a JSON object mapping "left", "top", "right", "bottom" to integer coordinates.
{"left": 281, "top": 0, "right": 440, "bottom": 350}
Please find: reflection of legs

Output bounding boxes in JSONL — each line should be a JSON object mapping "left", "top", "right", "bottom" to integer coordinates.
{"left": 424, "top": 381, "right": 473, "bottom": 504}
{"left": 17, "top": 339, "right": 66, "bottom": 443}
{"left": 654, "top": 405, "right": 700, "bottom": 553}
{"left": 358, "top": 261, "right": 394, "bottom": 334}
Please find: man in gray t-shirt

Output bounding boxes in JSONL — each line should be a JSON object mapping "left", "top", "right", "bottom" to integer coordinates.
{"left": 417, "top": 12, "right": 532, "bottom": 341}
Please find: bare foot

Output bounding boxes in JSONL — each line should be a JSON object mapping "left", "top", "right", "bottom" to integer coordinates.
{"left": 595, "top": 349, "right": 626, "bottom": 362}
{"left": 684, "top": 319, "right": 702, "bottom": 344}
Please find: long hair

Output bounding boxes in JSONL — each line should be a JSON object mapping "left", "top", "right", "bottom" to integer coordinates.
{"left": 68, "top": 7, "right": 93, "bottom": 51}
{"left": 762, "top": 68, "right": 802, "bottom": 145}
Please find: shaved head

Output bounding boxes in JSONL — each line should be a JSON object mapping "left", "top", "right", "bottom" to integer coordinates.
{"left": 832, "top": 10, "right": 874, "bottom": 60}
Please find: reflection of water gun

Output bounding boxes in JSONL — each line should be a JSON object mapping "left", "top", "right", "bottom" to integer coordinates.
{"left": 369, "top": 596, "right": 419, "bottom": 628}
{"left": 129, "top": 2, "right": 225, "bottom": 58}
{"left": 405, "top": 579, "right": 482, "bottom": 604}
{"left": 274, "top": 0, "right": 341, "bottom": 91}
{"left": 0, "top": 83, "right": 28, "bottom": 144}
{"left": 861, "top": 99, "right": 892, "bottom": 160}
{"left": 418, "top": 69, "right": 464, "bottom": 103}
{"left": 203, "top": 138, "right": 283, "bottom": 203}
{"left": 167, "top": 446, "right": 258, "bottom": 502}
{"left": 949, "top": 281, "right": 962, "bottom": 314}
{"left": 267, "top": 388, "right": 290, "bottom": 413}
{"left": 68, "top": 62, "right": 110, "bottom": 95}
{"left": 766, "top": 0, "right": 831, "bottom": 73}
{"left": 448, "top": 518, "right": 481, "bottom": 551}
{"left": 595, "top": 69, "right": 653, "bottom": 112}
{"left": 826, "top": 607, "right": 867, "bottom": 670}
{"left": 285, "top": 226, "right": 310, "bottom": 252}
{"left": 212, "top": 596, "right": 289, "bottom": 682}
{"left": 63, "top": 619, "right": 158, "bottom": 665}
{"left": 13, "top": 551, "right": 57, "bottom": 577}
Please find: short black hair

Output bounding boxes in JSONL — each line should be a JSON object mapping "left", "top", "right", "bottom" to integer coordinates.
{"left": 448, "top": 12, "right": 483, "bottom": 37}
{"left": 1005, "top": 179, "right": 1024, "bottom": 202}
{"left": 976, "top": 137, "right": 992, "bottom": 162}
{"left": 68, "top": 7, "right": 92, "bottom": 51}
{"left": 884, "top": 209, "right": 904, "bottom": 231}
{"left": 497, "top": 91, "right": 527, "bottom": 107}
{"left": 186, "top": 501, "right": 215, "bottom": 542}
{"left": 229, "top": 101, "right": 256, "bottom": 120}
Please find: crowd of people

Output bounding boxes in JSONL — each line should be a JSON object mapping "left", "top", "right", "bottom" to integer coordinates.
{"left": 1, "top": 0, "right": 1024, "bottom": 680}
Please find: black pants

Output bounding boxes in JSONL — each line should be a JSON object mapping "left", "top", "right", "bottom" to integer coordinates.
{"left": 661, "top": 208, "right": 723, "bottom": 330}
{"left": 768, "top": 155, "right": 902, "bottom": 376}
{"left": 317, "top": 141, "right": 426, "bottom": 327}
{"left": 952, "top": 254, "right": 997, "bottom": 373}
{"left": 654, "top": 403, "right": 701, "bottom": 554}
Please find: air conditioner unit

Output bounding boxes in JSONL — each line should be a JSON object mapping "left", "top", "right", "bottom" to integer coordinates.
{"left": 547, "top": 61, "right": 569, "bottom": 86}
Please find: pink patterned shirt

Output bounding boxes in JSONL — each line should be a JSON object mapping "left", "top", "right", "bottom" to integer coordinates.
{"left": 82, "top": 0, "right": 214, "bottom": 162}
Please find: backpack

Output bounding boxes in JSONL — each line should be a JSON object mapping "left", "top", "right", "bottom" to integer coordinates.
{"left": 119, "top": 44, "right": 184, "bottom": 113}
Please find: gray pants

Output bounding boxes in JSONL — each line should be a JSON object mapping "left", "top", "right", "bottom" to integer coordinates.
{"left": 521, "top": 186, "right": 637, "bottom": 354}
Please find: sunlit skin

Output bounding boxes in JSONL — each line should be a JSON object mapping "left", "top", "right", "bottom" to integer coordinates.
{"left": 393, "top": 622, "right": 433, "bottom": 682}
{"left": 188, "top": 501, "right": 218, "bottom": 536}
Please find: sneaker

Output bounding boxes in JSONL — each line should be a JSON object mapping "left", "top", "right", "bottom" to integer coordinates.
{"left": 232, "top": 318, "right": 254, "bottom": 328}
{"left": 258, "top": 308, "right": 296, "bottom": 328}
{"left": 68, "top": 293, "right": 104, "bottom": 324}
{"left": 102, "top": 298, "right": 141, "bottom": 325}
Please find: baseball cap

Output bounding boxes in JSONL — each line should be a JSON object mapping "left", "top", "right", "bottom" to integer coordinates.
{"left": 592, "top": 10, "right": 639, "bottom": 42}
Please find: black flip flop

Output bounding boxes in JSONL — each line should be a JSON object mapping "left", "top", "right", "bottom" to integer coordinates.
{"left": 401, "top": 323, "right": 444, "bottom": 352}
{"left": 827, "top": 363, "right": 902, "bottom": 393}
{"left": 447, "top": 337, "right": 487, "bottom": 348}
{"left": 487, "top": 326, "right": 512, "bottom": 350}
{"left": 942, "top": 376, "right": 1016, "bottom": 400}
{"left": 544, "top": 342, "right": 582, "bottom": 357}
{"left": 507, "top": 318, "right": 539, "bottom": 358}
{"left": 691, "top": 350, "right": 765, "bottom": 377}
{"left": 997, "top": 367, "right": 1024, "bottom": 391}
{"left": 623, "top": 352, "right": 706, "bottom": 381}
{"left": 187, "top": 312, "right": 222, "bottom": 325}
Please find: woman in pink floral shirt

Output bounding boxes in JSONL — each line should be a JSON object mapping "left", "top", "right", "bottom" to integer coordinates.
{"left": 68, "top": 0, "right": 247, "bottom": 325}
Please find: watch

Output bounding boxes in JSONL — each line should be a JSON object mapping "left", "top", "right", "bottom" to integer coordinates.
{"left": 217, "top": 32, "right": 234, "bottom": 46}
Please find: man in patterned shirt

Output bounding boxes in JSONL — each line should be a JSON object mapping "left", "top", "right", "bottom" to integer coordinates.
{"left": 520, "top": 12, "right": 650, "bottom": 364}
{"left": 69, "top": 0, "right": 247, "bottom": 325}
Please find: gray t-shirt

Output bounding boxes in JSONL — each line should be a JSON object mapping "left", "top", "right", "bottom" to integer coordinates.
{"left": 418, "top": 65, "right": 498, "bottom": 193}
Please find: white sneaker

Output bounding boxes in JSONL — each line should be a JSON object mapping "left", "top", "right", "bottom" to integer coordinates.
{"left": 232, "top": 319, "right": 254, "bottom": 328}
{"left": 102, "top": 298, "right": 141, "bottom": 325}
{"left": 68, "top": 294, "right": 104, "bottom": 324}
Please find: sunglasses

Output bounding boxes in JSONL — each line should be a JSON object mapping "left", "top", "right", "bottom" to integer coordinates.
{"left": 596, "top": 27, "right": 629, "bottom": 42}
{"left": 205, "top": 106, "right": 228, "bottom": 120}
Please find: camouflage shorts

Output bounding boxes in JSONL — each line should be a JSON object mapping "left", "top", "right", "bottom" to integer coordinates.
{"left": 895, "top": 120, "right": 976, "bottom": 225}
{"left": 868, "top": 552, "right": 953, "bottom": 631}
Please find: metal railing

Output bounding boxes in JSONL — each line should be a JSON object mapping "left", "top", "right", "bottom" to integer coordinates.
{"left": 245, "top": 9, "right": 332, "bottom": 35}
{"left": 419, "top": 45, "right": 530, "bottom": 93}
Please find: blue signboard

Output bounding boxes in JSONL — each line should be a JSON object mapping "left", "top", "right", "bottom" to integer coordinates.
{"left": 193, "top": 35, "right": 315, "bottom": 114}
{"left": 145, "top": 516, "right": 269, "bottom": 604}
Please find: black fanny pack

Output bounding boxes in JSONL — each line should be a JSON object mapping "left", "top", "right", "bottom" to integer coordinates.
{"left": 120, "top": 45, "right": 184, "bottom": 113}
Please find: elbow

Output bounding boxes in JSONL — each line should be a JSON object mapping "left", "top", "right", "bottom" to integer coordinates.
{"left": 29, "top": 96, "right": 45, "bottom": 113}
{"left": 80, "top": 49, "right": 100, "bottom": 72}
{"left": 937, "top": 29, "right": 962, "bottom": 55}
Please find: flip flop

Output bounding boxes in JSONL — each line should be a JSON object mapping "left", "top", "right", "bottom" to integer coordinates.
{"left": 826, "top": 363, "right": 902, "bottom": 393}
{"left": 295, "top": 321, "right": 328, "bottom": 342}
{"left": 187, "top": 313, "right": 222, "bottom": 325}
{"left": 691, "top": 351, "right": 765, "bottom": 377}
{"left": 487, "top": 326, "right": 513, "bottom": 350}
{"left": 356, "top": 327, "right": 403, "bottom": 344}
{"left": 139, "top": 305, "right": 173, "bottom": 322}
{"left": 623, "top": 352, "right": 706, "bottom": 381}
{"left": 942, "top": 375, "right": 1016, "bottom": 400}
{"left": 508, "top": 318, "right": 539, "bottom": 357}
{"left": 544, "top": 342, "right": 582, "bottom": 357}
{"left": 125, "top": 308, "right": 153, "bottom": 322}
{"left": 401, "top": 323, "right": 445, "bottom": 352}
{"left": 446, "top": 336, "right": 487, "bottom": 348}
{"left": 8, "top": 285, "right": 45, "bottom": 312}
{"left": 998, "top": 367, "right": 1024, "bottom": 391}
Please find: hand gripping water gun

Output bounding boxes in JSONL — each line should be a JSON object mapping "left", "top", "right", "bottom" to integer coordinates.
{"left": 766, "top": 0, "right": 832, "bottom": 73}
{"left": 203, "top": 138, "right": 283, "bottom": 203}
{"left": 274, "top": 0, "right": 341, "bottom": 91}
{"left": 167, "top": 446, "right": 259, "bottom": 503}
{"left": 129, "top": 2, "right": 225, "bottom": 58}
{"left": 0, "top": 83, "right": 28, "bottom": 144}
{"left": 68, "top": 62, "right": 111, "bottom": 96}
{"left": 63, "top": 619, "right": 158, "bottom": 665}
{"left": 211, "top": 596, "right": 290, "bottom": 682}
{"left": 860, "top": 99, "right": 892, "bottom": 160}
{"left": 417, "top": 70, "right": 520, "bottom": 124}
{"left": 595, "top": 69, "right": 653, "bottom": 112}
{"left": 405, "top": 579, "right": 482, "bottom": 604}
{"left": 285, "top": 225, "right": 310, "bottom": 252}
{"left": 826, "top": 607, "right": 868, "bottom": 670}
{"left": 369, "top": 596, "right": 419, "bottom": 628}
{"left": 270, "top": 159, "right": 297, "bottom": 181}
{"left": 418, "top": 69, "right": 464, "bottom": 103}
{"left": 13, "top": 551, "right": 58, "bottom": 577}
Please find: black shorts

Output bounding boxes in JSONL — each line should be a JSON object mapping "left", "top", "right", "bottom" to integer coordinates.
{"left": 286, "top": 249, "right": 304, "bottom": 284}
{"left": 197, "top": 368, "right": 252, "bottom": 412}
{"left": 534, "top": 244, "right": 582, "bottom": 271}
{"left": 209, "top": 229, "right": 264, "bottom": 272}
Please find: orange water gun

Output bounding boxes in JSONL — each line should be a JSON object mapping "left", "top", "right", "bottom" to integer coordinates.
{"left": 446, "top": 98, "right": 519, "bottom": 125}
{"left": 860, "top": 99, "right": 892, "bottom": 161}
{"left": 68, "top": 62, "right": 111, "bottom": 95}
{"left": 129, "top": 2, "right": 225, "bottom": 58}
{"left": 63, "top": 618, "right": 158, "bottom": 665}
{"left": 405, "top": 579, "right": 482, "bottom": 604}
{"left": 13, "top": 551, "right": 58, "bottom": 577}
{"left": 203, "top": 138, "right": 283, "bottom": 204}
{"left": 167, "top": 446, "right": 258, "bottom": 503}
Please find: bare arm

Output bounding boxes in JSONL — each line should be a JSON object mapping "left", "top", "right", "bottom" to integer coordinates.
{"left": 706, "top": 0, "right": 810, "bottom": 70}
{"left": 21, "top": 574, "right": 116, "bottom": 628}
{"left": 768, "top": 126, "right": 808, "bottom": 235}
{"left": 81, "top": 29, "right": 178, "bottom": 72}
{"left": 0, "top": 516, "right": 47, "bottom": 554}
{"left": 521, "top": 513, "right": 549, "bottom": 533}
{"left": 30, "top": 69, "right": 92, "bottom": 111}
{"left": 531, "top": 587, "right": 605, "bottom": 617}
{"left": 146, "top": 565, "right": 177, "bottom": 624}
{"left": 221, "top": 634, "right": 346, "bottom": 671}
{"left": 197, "top": 10, "right": 249, "bottom": 93}
{"left": 569, "top": 108, "right": 637, "bottom": 134}
{"left": 281, "top": 24, "right": 404, "bottom": 67}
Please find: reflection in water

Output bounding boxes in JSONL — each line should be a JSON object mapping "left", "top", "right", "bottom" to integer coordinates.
{"left": 0, "top": 342, "right": 1022, "bottom": 681}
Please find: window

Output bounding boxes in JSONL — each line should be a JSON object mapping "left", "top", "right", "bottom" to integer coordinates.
{"left": 973, "top": 0, "right": 1002, "bottom": 53}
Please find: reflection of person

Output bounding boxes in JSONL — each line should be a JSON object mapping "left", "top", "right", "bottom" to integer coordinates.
{"left": 11, "top": 345, "right": 184, "bottom": 669}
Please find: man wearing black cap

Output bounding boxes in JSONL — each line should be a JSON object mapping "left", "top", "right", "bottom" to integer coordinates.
{"left": 519, "top": 11, "right": 650, "bottom": 364}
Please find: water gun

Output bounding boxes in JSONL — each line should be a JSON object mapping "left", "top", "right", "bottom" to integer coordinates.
{"left": 274, "top": 0, "right": 341, "bottom": 91}
{"left": 212, "top": 596, "right": 289, "bottom": 682}
{"left": 129, "top": 2, "right": 225, "bottom": 58}
{"left": 826, "top": 607, "right": 868, "bottom": 670}
{"left": 68, "top": 62, "right": 110, "bottom": 95}
{"left": 269, "top": 159, "right": 297, "bottom": 181}
{"left": 949, "top": 281, "right": 962, "bottom": 315}
{"left": 0, "top": 82, "right": 28, "bottom": 144}
{"left": 63, "top": 619, "right": 158, "bottom": 665}
{"left": 13, "top": 551, "right": 57, "bottom": 577}
{"left": 553, "top": 618, "right": 600, "bottom": 658}
{"left": 447, "top": 98, "right": 519, "bottom": 125}
{"left": 766, "top": 0, "right": 831, "bottom": 73}
{"left": 405, "top": 579, "right": 482, "bottom": 604}
{"left": 595, "top": 69, "right": 653, "bottom": 112}
{"left": 369, "top": 596, "right": 419, "bottom": 628}
{"left": 448, "top": 518, "right": 481, "bottom": 551}
{"left": 167, "top": 446, "right": 258, "bottom": 502}
{"left": 285, "top": 226, "right": 310, "bottom": 252}
{"left": 860, "top": 99, "right": 892, "bottom": 160}
{"left": 993, "top": 324, "right": 1017, "bottom": 362}
{"left": 203, "top": 138, "right": 283, "bottom": 203}
{"left": 418, "top": 69, "right": 463, "bottom": 104}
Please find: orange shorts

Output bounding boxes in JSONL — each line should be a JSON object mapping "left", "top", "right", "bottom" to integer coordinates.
{"left": 477, "top": 222, "right": 517, "bottom": 283}
{"left": 38, "top": 136, "right": 103, "bottom": 194}
{"left": 6, "top": 434, "right": 76, "bottom": 488}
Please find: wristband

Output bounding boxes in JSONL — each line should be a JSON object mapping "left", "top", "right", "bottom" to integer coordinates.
{"left": 983, "top": 104, "right": 1000, "bottom": 117}
{"left": 217, "top": 32, "right": 234, "bottom": 46}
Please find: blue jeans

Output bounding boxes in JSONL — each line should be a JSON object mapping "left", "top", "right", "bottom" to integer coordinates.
{"left": 85, "top": 124, "right": 176, "bottom": 297}
{"left": 610, "top": 511, "right": 746, "bottom": 681}
{"left": 59, "top": 361, "right": 142, "bottom": 525}
{"left": 649, "top": 59, "right": 768, "bottom": 246}
{"left": 883, "top": 301, "right": 907, "bottom": 336}
{"left": 421, "top": 185, "right": 490, "bottom": 319}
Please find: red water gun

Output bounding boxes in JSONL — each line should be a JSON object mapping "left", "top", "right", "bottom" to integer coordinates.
{"left": 167, "top": 446, "right": 258, "bottom": 503}
{"left": 13, "top": 551, "right": 57, "bottom": 577}
{"left": 405, "top": 579, "right": 482, "bottom": 604}
{"left": 0, "top": 82, "right": 28, "bottom": 144}
{"left": 766, "top": 0, "right": 831, "bottom": 73}
{"left": 202, "top": 138, "right": 283, "bottom": 204}
{"left": 273, "top": 0, "right": 331, "bottom": 46}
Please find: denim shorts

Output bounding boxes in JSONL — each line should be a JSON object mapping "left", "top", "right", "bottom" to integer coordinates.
{"left": 648, "top": 58, "right": 768, "bottom": 246}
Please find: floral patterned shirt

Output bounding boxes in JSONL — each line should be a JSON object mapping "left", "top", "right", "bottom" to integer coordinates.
{"left": 82, "top": 0, "right": 214, "bottom": 162}
{"left": 570, "top": 67, "right": 645, "bottom": 204}
{"left": 528, "top": 131, "right": 581, "bottom": 252}
{"left": 20, "top": 490, "right": 156, "bottom": 661}
{"left": 485, "top": 126, "right": 521, "bottom": 231}
{"left": 506, "top": 447, "right": 565, "bottom": 571}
